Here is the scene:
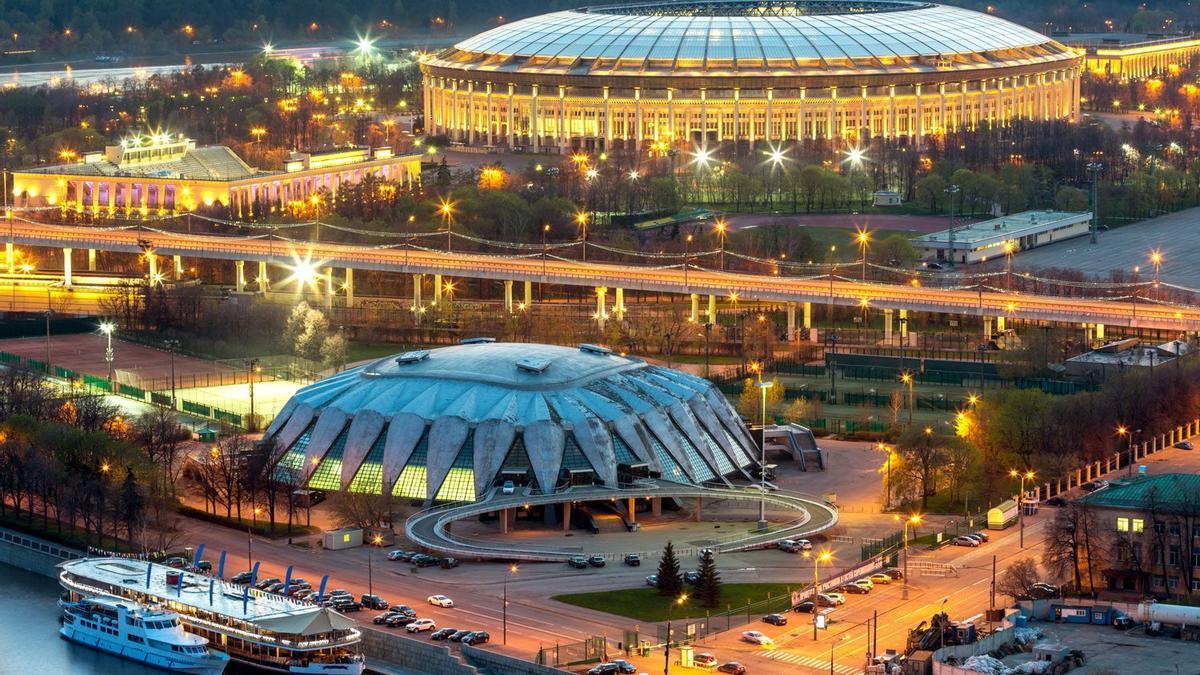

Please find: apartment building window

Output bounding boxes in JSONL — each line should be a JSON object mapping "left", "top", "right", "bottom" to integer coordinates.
{"left": 1117, "top": 517, "right": 1130, "bottom": 532}
{"left": 1133, "top": 519, "right": 1145, "bottom": 533}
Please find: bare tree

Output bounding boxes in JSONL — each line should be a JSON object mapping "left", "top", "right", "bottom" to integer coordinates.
{"left": 997, "top": 557, "right": 1041, "bottom": 600}
{"left": 327, "top": 491, "right": 396, "bottom": 530}
{"left": 134, "top": 408, "right": 188, "bottom": 495}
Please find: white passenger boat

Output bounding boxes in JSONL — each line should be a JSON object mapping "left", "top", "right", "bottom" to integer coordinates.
{"left": 60, "top": 558, "right": 365, "bottom": 674}
{"left": 60, "top": 595, "right": 230, "bottom": 674}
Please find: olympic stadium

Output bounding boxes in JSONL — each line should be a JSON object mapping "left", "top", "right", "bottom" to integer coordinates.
{"left": 420, "top": 0, "right": 1081, "bottom": 154}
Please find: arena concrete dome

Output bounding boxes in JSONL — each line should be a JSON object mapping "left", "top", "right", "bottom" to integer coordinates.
{"left": 420, "top": 0, "right": 1081, "bottom": 153}
{"left": 264, "top": 342, "right": 762, "bottom": 503}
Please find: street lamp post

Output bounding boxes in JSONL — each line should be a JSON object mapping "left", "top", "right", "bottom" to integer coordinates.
{"left": 577, "top": 212, "right": 589, "bottom": 262}
{"left": 663, "top": 593, "right": 688, "bottom": 675}
{"left": 503, "top": 564, "right": 518, "bottom": 645}
{"left": 1117, "top": 426, "right": 1141, "bottom": 476}
{"left": 246, "top": 358, "right": 260, "bottom": 432}
{"left": 684, "top": 233, "right": 693, "bottom": 289}
{"left": 877, "top": 442, "right": 891, "bottom": 509}
{"left": 542, "top": 224, "right": 550, "bottom": 277}
{"left": 368, "top": 534, "right": 382, "bottom": 596}
{"left": 803, "top": 550, "right": 833, "bottom": 639}
{"left": 757, "top": 377, "right": 774, "bottom": 532}
{"left": 1009, "top": 469, "right": 1035, "bottom": 548}
{"left": 715, "top": 219, "right": 727, "bottom": 271}
{"left": 1086, "top": 161, "right": 1103, "bottom": 243}
{"left": 165, "top": 339, "right": 180, "bottom": 408}
{"left": 100, "top": 321, "right": 116, "bottom": 387}
{"left": 1150, "top": 249, "right": 1163, "bottom": 287}
{"left": 902, "top": 514, "right": 921, "bottom": 600}
{"left": 1003, "top": 242, "right": 1015, "bottom": 292}
{"left": 856, "top": 228, "right": 871, "bottom": 282}
{"left": 900, "top": 371, "right": 914, "bottom": 426}
{"left": 945, "top": 184, "right": 961, "bottom": 266}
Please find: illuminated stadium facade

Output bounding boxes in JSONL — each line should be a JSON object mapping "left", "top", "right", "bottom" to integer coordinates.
{"left": 265, "top": 343, "right": 761, "bottom": 503}
{"left": 420, "top": 0, "right": 1082, "bottom": 154}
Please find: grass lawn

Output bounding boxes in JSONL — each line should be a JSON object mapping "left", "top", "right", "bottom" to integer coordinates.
{"left": 179, "top": 505, "right": 321, "bottom": 539}
{"left": 552, "top": 583, "right": 801, "bottom": 622}
{"left": 798, "top": 226, "right": 917, "bottom": 262}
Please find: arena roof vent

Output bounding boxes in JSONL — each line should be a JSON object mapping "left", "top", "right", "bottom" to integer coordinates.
{"left": 461, "top": 337, "right": 497, "bottom": 345}
{"left": 579, "top": 343, "right": 613, "bottom": 356}
{"left": 396, "top": 350, "right": 431, "bottom": 364}
{"left": 516, "top": 356, "right": 552, "bottom": 374}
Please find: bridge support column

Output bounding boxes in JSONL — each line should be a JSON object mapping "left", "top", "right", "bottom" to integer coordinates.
{"left": 524, "top": 281, "right": 532, "bottom": 309}
{"left": 1095, "top": 323, "right": 1105, "bottom": 341}
{"left": 884, "top": 308, "right": 894, "bottom": 343}
{"left": 652, "top": 497, "right": 662, "bottom": 517}
{"left": 62, "top": 248, "right": 72, "bottom": 288}
{"left": 4, "top": 242, "right": 12, "bottom": 273}
{"left": 694, "top": 497, "right": 702, "bottom": 522}
{"left": 173, "top": 255, "right": 183, "bottom": 279}
{"left": 983, "top": 316, "right": 993, "bottom": 338}
{"left": 562, "top": 501, "right": 572, "bottom": 531}
{"left": 1083, "top": 323, "right": 1093, "bottom": 345}
{"left": 803, "top": 301, "right": 812, "bottom": 330}
{"left": 257, "top": 261, "right": 268, "bottom": 292}
{"left": 596, "top": 287, "right": 608, "bottom": 330}
{"left": 690, "top": 293, "right": 699, "bottom": 323}
{"left": 235, "top": 261, "right": 246, "bottom": 293}
{"left": 87, "top": 249, "right": 96, "bottom": 271}
{"left": 996, "top": 316, "right": 1006, "bottom": 332}
{"left": 615, "top": 288, "right": 625, "bottom": 320}
{"left": 899, "top": 309, "right": 909, "bottom": 343}
{"left": 412, "top": 274, "right": 423, "bottom": 312}
{"left": 500, "top": 508, "right": 511, "bottom": 534}
{"left": 324, "top": 267, "right": 334, "bottom": 309}
{"left": 707, "top": 294, "right": 716, "bottom": 323}
{"left": 627, "top": 497, "right": 636, "bottom": 525}
{"left": 433, "top": 274, "right": 442, "bottom": 307}
{"left": 504, "top": 280, "right": 514, "bottom": 313}
{"left": 147, "top": 252, "right": 159, "bottom": 284}
{"left": 344, "top": 268, "right": 354, "bottom": 308}
{"left": 786, "top": 302, "right": 797, "bottom": 341}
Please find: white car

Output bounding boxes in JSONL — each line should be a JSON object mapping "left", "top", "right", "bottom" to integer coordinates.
{"left": 741, "top": 630, "right": 773, "bottom": 645}
{"left": 852, "top": 579, "right": 874, "bottom": 591}
{"left": 501, "top": 480, "right": 515, "bottom": 495}
{"left": 406, "top": 618, "right": 436, "bottom": 633}
{"left": 427, "top": 595, "right": 454, "bottom": 608}
{"left": 953, "top": 536, "right": 981, "bottom": 547}
{"left": 386, "top": 550, "right": 405, "bottom": 561}
{"left": 823, "top": 591, "right": 847, "bottom": 605}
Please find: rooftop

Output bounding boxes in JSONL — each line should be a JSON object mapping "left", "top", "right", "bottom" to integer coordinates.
{"left": 1055, "top": 32, "right": 1197, "bottom": 49}
{"left": 1079, "top": 473, "right": 1200, "bottom": 512}
{"left": 1066, "top": 338, "right": 1188, "bottom": 368}
{"left": 914, "top": 210, "right": 1090, "bottom": 248}
{"left": 23, "top": 135, "right": 258, "bottom": 181}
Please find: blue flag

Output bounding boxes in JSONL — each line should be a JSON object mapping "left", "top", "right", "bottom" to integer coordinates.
{"left": 208, "top": 579, "right": 214, "bottom": 605}
{"left": 250, "top": 561, "right": 261, "bottom": 587}
{"left": 218, "top": 551, "right": 227, "bottom": 579}
{"left": 176, "top": 570, "right": 184, "bottom": 596}
{"left": 242, "top": 585, "right": 250, "bottom": 615}
{"left": 145, "top": 563, "right": 152, "bottom": 589}
{"left": 284, "top": 565, "right": 294, "bottom": 597}
{"left": 194, "top": 544, "right": 205, "bottom": 568}
{"left": 317, "top": 574, "right": 329, "bottom": 603}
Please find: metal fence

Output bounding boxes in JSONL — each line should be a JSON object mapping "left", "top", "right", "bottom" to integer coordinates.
{"left": 535, "top": 636, "right": 608, "bottom": 668}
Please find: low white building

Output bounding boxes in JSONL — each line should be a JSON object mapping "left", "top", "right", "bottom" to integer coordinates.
{"left": 914, "top": 210, "right": 1092, "bottom": 265}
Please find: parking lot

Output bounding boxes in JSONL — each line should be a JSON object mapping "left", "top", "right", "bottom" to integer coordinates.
{"left": 1016, "top": 621, "right": 1200, "bottom": 674}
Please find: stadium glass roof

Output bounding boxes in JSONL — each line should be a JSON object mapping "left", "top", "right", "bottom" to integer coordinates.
{"left": 452, "top": 0, "right": 1062, "bottom": 67}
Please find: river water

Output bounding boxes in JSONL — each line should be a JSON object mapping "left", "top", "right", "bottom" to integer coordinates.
{"left": 0, "top": 562, "right": 262, "bottom": 675}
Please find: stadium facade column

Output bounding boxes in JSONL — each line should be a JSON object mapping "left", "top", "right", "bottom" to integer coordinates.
{"left": 884, "top": 308, "right": 894, "bottom": 342}
{"left": 485, "top": 82, "right": 494, "bottom": 147}
{"left": 652, "top": 497, "right": 662, "bottom": 517}
{"left": 1095, "top": 323, "right": 1105, "bottom": 341}
{"left": 888, "top": 85, "right": 896, "bottom": 139}
{"left": 506, "top": 83, "right": 515, "bottom": 148}
{"left": 147, "top": 251, "right": 159, "bottom": 282}
{"left": 733, "top": 88, "right": 740, "bottom": 148}
{"left": 938, "top": 82, "right": 946, "bottom": 132}
{"left": 62, "top": 248, "right": 72, "bottom": 287}
{"left": 799, "top": 88, "right": 807, "bottom": 141}
{"left": 996, "top": 315, "right": 1005, "bottom": 332}
{"left": 87, "top": 248, "right": 96, "bottom": 271}
{"left": 235, "top": 261, "right": 245, "bottom": 293}
{"left": 860, "top": 86, "right": 868, "bottom": 138}
{"left": 915, "top": 84, "right": 924, "bottom": 146}
{"left": 634, "top": 87, "right": 643, "bottom": 150}
{"left": 627, "top": 498, "right": 636, "bottom": 524}
{"left": 694, "top": 497, "right": 702, "bottom": 522}
{"left": 667, "top": 88, "right": 675, "bottom": 142}
{"left": 558, "top": 86, "right": 567, "bottom": 154}
{"left": 899, "top": 309, "right": 908, "bottom": 341}
{"left": 827, "top": 87, "right": 837, "bottom": 141}
{"left": 603, "top": 86, "right": 612, "bottom": 149}
{"left": 766, "top": 87, "right": 774, "bottom": 140}
{"left": 531, "top": 84, "right": 540, "bottom": 153}
{"left": 258, "top": 260, "right": 268, "bottom": 292}
{"left": 562, "top": 501, "right": 571, "bottom": 531}
{"left": 614, "top": 288, "right": 625, "bottom": 320}
{"left": 803, "top": 302, "right": 812, "bottom": 330}
{"left": 344, "top": 268, "right": 354, "bottom": 308}
{"left": 504, "top": 280, "right": 513, "bottom": 313}
{"left": 467, "top": 81, "right": 475, "bottom": 145}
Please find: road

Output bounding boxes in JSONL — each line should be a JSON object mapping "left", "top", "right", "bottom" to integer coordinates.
{"left": 7, "top": 219, "right": 1199, "bottom": 330}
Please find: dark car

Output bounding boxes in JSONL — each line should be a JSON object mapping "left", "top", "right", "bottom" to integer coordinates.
{"left": 588, "top": 555, "right": 607, "bottom": 568}
{"left": 391, "top": 605, "right": 417, "bottom": 618}
{"left": 255, "top": 577, "right": 281, "bottom": 590}
{"left": 373, "top": 612, "right": 397, "bottom": 625}
{"left": 413, "top": 554, "right": 440, "bottom": 567}
{"left": 718, "top": 663, "right": 747, "bottom": 675}
{"left": 623, "top": 554, "right": 641, "bottom": 566}
{"left": 1027, "top": 582, "right": 1059, "bottom": 599}
{"left": 837, "top": 583, "right": 870, "bottom": 595}
{"left": 449, "top": 629, "right": 473, "bottom": 642}
{"left": 1045, "top": 496, "right": 1068, "bottom": 507}
{"left": 266, "top": 582, "right": 286, "bottom": 594}
{"left": 568, "top": 556, "right": 589, "bottom": 569}
{"left": 792, "top": 601, "right": 815, "bottom": 613}
{"left": 163, "top": 557, "right": 188, "bottom": 569}
{"left": 230, "top": 571, "right": 254, "bottom": 584}
{"left": 684, "top": 571, "right": 701, "bottom": 584}
{"left": 608, "top": 660, "right": 637, "bottom": 674}
{"left": 430, "top": 628, "right": 458, "bottom": 640}
{"left": 462, "top": 631, "right": 490, "bottom": 646}
{"left": 193, "top": 560, "right": 213, "bottom": 573}
{"left": 587, "top": 665, "right": 620, "bottom": 675}
{"left": 1113, "top": 616, "right": 1134, "bottom": 629}
{"left": 884, "top": 568, "right": 904, "bottom": 580}
{"left": 762, "top": 613, "right": 788, "bottom": 626}
{"left": 332, "top": 599, "right": 362, "bottom": 612}
{"left": 440, "top": 557, "right": 460, "bottom": 569}
{"left": 397, "top": 551, "right": 420, "bottom": 562}
{"left": 385, "top": 614, "right": 417, "bottom": 628}
{"left": 361, "top": 594, "right": 390, "bottom": 610}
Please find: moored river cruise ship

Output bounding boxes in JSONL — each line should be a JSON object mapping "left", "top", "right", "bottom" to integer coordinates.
{"left": 59, "top": 558, "right": 365, "bottom": 674}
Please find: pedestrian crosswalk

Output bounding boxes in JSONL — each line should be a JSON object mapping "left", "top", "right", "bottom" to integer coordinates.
{"left": 766, "top": 650, "right": 861, "bottom": 674}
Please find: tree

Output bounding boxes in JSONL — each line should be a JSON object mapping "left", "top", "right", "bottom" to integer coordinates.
{"left": 327, "top": 491, "right": 395, "bottom": 530}
{"left": 283, "top": 301, "right": 331, "bottom": 360}
{"left": 915, "top": 174, "right": 947, "bottom": 213}
{"left": 997, "top": 557, "right": 1040, "bottom": 600}
{"left": 320, "top": 333, "right": 348, "bottom": 372}
{"left": 737, "top": 376, "right": 783, "bottom": 421}
{"left": 694, "top": 551, "right": 722, "bottom": 608}
{"left": 896, "top": 425, "right": 947, "bottom": 510}
{"left": 656, "top": 541, "right": 684, "bottom": 597}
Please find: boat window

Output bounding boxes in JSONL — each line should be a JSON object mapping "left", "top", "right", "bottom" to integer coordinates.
{"left": 127, "top": 634, "right": 144, "bottom": 644}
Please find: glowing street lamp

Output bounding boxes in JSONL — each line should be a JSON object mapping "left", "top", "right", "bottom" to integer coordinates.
{"left": 354, "top": 34, "right": 377, "bottom": 58}
{"left": 1150, "top": 249, "right": 1163, "bottom": 286}
{"left": 899, "top": 371, "right": 914, "bottom": 426}
{"left": 368, "top": 534, "right": 383, "bottom": 595}
{"left": 439, "top": 198, "right": 455, "bottom": 252}
{"left": 1009, "top": 469, "right": 1035, "bottom": 548}
{"left": 842, "top": 145, "right": 867, "bottom": 170}
{"left": 664, "top": 593, "right": 688, "bottom": 674}
{"left": 690, "top": 146, "right": 713, "bottom": 170}
{"left": 802, "top": 549, "right": 834, "bottom": 638}
{"left": 764, "top": 143, "right": 788, "bottom": 169}
{"left": 900, "top": 514, "right": 921, "bottom": 599}
{"left": 1003, "top": 241, "right": 1016, "bottom": 290}
{"left": 854, "top": 227, "right": 871, "bottom": 281}
{"left": 503, "top": 563, "right": 518, "bottom": 644}
{"left": 715, "top": 218, "right": 728, "bottom": 270}
{"left": 757, "top": 377, "right": 773, "bottom": 531}
{"left": 99, "top": 321, "right": 116, "bottom": 385}
{"left": 576, "top": 212, "right": 590, "bottom": 261}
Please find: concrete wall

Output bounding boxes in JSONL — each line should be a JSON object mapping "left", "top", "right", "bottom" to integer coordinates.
{"left": 359, "top": 626, "right": 480, "bottom": 675}
{"left": 0, "top": 526, "right": 83, "bottom": 578}
{"left": 462, "top": 646, "right": 570, "bottom": 675}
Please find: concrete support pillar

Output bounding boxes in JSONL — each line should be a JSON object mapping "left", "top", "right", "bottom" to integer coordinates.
{"left": 258, "top": 260, "right": 268, "bottom": 292}
{"left": 500, "top": 508, "right": 510, "bottom": 534}
{"left": 524, "top": 280, "right": 532, "bottom": 308}
{"left": 1084, "top": 323, "right": 1093, "bottom": 345}
{"left": 173, "top": 254, "right": 183, "bottom": 278}
{"left": 1095, "top": 323, "right": 1105, "bottom": 341}
{"left": 87, "top": 248, "right": 96, "bottom": 271}
{"left": 433, "top": 274, "right": 443, "bottom": 306}
{"left": 884, "top": 308, "right": 894, "bottom": 342}
{"left": 563, "top": 501, "right": 571, "bottom": 531}
{"left": 4, "top": 242, "right": 12, "bottom": 273}
{"left": 235, "top": 261, "right": 246, "bottom": 293}
{"left": 652, "top": 497, "right": 662, "bottom": 517}
{"left": 344, "top": 268, "right": 354, "bottom": 308}
{"left": 786, "top": 302, "right": 797, "bottom": 341}
{"left": 596, "top": 287, "right": 607, "bottom": 330}
{"left": 413, "top": 274, "right": 423, "bottom": 310}
{"left": 615, "top": 288, "right": 625, "bottom": 320}
{"left": 627, "top": 498, "right": 636, "bottom": 524}
{"left": 996, "top": 315, "right": 1006, "bottom": 332}
{"left": 899, "top": 310, "right": 909, "bottom": 341}
{"left": 694, "top": 497, "right": 702, "bottom": 523}
{"left": 324, "top": 267, "right": 334, "bottom": 309}
{"left": 690, "top": 293, "right": 699, "bottom": 323}
{"left": 62, "top": 248, "right": 73, "bottom": 287}
{"left": 707, "top": 294, "right": 716, "bottom": 323}
{"left": 147, "top": 252, "right": 159, "bottom": 283}
{"left": 983, "top": 316, "right": 994, "bottom": 337}
{"left": 504, "top": 280, "right": 514, "bottom": 313}
{"left": 803, "top": 302, "right": 812, "bottom": 330}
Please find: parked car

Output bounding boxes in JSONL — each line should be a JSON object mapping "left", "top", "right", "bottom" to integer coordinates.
{"left": 972, "top": 531, "right": 990, "bottom": 543}
{"left": 644, "top": 574, "right": 659, "bottom": 587}
{"left": 1027, "top": 582, "right": 1059, "bottom": 599}
{"left": 413, "top": 554, "right": 440, "bottom": 567}
{"left": 407, "top": 618, "right": 437, "bottom": 633}
{"left": 587, "top": 664, "right": 620, "bottom": 675}
{"left": 1175, "top": 441, "right": 1194, "bottom": 450}
{"left": 762, "top": 613, "right": 788, "bottom": 626}
{"left": 361, "top": 594, "right": 389, "bottom": 610}
{"left": 837, "top": 583, "right": 869, "bottom": 595}
{"left": 462, "top": 631, "right": 490, "bottom": 645}
{"left": 823, "top": 591, "right": 846, "bottom": 605}
{"left": 266, "top": 583, "right": 286, "bottom": 594}
{"left": 816, "top": 593, "right": 841, "bottom": 607}
{"left": 741, "top": 630, "right": 773, "bottom": 645}
{"left": 164, "top": 557, "right": 188, "bottom": 569}
{"left": 718, "top": 663, "right": 747, "bottom": 674}
{"left": 588, "top": 555, "right": 607, "bottom": 568}
{"left": 396, "top": 551, "right": 419, "bottom": 562}
{"left": 427, "top": 595, "right": 455, "bottom": 608}
{"left": 608, "top": 659, "right": 636, "bottom": 674}
{"left": 962, "top": 534, "right": 985, "bottom": 545}
{"left": 852, "top": 579, "right": 874, "bottom": 591}
{"left": 1113, "top": 616, "right": 1134, "bottom": 629}
{"left": 1045, "top": 496, "right": 1068, "bottom": 507}
{"left": 391, "top": 605, "right": 417, "bottom": 618}
{"left": 623, "top": 554, "right": 641, "bottom": 566}
{"left": 792, "top": 601, "right": 815, "bottom": 613}
{"left": 883, "top": 568, "right": 904, "bottom": 580}
{"left": 327, "top": 589, "right": 351, "bottom": 599}
{"left": 777, "top": 540, "right": 803, "bottom": 553}
{"left": 694, "top": 653, "right": 719, "bottom": 668}
{"left": 430, "top": 628, "right": 458, "bottom": 640}
{"left": 373, "top": 612, "right": 397, "bottom": 625}
{"left": 1081, "top": 480, "right": 1109, "bottom": 492}
{"left": 952, "top": 536, "right": 981, "bottom": 547}
{"left": 439, "top": 557, "right": 460, "bottom": 569}
{"left": 332, "top": 599, "right": 362, "bottom": 613}
{"left": 868, "top": 573, "right": 892, "bottom": 585}
{"left": 387, "top": 550, "right": 407, "bottom": 561}
{"left": 193, "top": 560, "right": 213, "bottom": 573}
{"left": 448, "top": 630, "right": 473, "bottom": 642}
{"left": 385, "top": 614, "right": 417, "bottom": 628}
{"left": 254, "top": 577, "right": 281, "bottom": 590}
{"left": 230, "top": 571, "right": 254, "bottom": 584}
{"left": 684, "top": 571, "right": 701, "bottom": 584}
{"left": 501, "top": 480, "right": 516, "bottom": 494}
{"left": 568, "top": 556, "right": 589, "bottom": 569}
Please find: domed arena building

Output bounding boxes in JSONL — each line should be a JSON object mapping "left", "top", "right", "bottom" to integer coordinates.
{"left": 419, "top": 0, "right": 1081, "bottom": 153}
{"left": 264, "top": 342, "right": 762, "bottom": 504}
